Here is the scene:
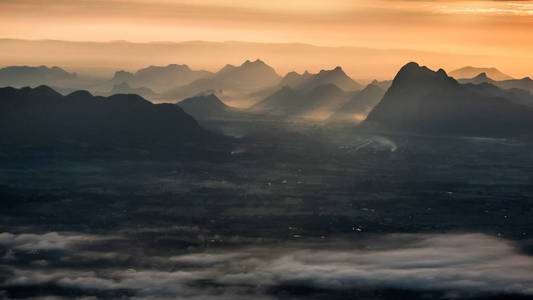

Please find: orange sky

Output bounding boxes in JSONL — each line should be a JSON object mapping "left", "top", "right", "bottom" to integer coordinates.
{"left": 1, "top": 0, "right": 533, "bottom": 77}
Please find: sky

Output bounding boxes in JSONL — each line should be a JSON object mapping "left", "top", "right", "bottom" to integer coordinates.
{"left": 1, "top": 0, "right": 533, "bottom": 77}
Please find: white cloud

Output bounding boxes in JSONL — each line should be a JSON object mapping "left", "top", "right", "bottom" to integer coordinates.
{"left": 0, "top": 232, "right": 109, "bottom": 251}
{"left": 3, "top": 233, "right": 533, "bottom": 298}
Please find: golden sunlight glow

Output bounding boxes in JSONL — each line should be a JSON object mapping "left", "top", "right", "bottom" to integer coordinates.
{"left": 0, "top": 0, "right": 532, "bottom": 77}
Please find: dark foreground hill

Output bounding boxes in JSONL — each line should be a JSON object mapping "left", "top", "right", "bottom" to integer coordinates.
{"left": 364, "top": 62, "right": 533, "bottom": 137}
{"left": 0, "top": 86, "right": 229, "bottom": 159}
{"left": 177, "top": 94, "right": 236, "bottom": 120}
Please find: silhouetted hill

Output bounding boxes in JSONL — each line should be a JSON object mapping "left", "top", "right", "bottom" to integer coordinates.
{"left": 177, "top": 94, "right": 235, "bottom": 120}
{"left": 0, "top": 65, "right": 77, "bottom": 87}
{"left": 248, "top": 67, "right": 361, "bottom": 109}
{"left": 459, "top": 73, "right": 533, "bottom": 95}
{"left": 463, "top": 82, "right": 533, "bottom": 108}
{"left": 329, "top": 84, "right": 385, "bottom": 123}
{"left": 494, "top": 77, "right": 533, "bottom": 94}
{"left": 370, "top": 79, "right": 393, "bottom": 91}
{"left": 450, "top": 66, "right": 512, "bottom": 81}
{"left": 108, "top": 82, "right": 157, "bottom": 98}
{"left": 296, "top": 67, "right": 361, "bottom": 92}
{"left": 0, "top": 86, "right": 227, "bottom": 158}
{"left": 458, "top": 72, "right": 492, "bottom": 85}
{"left": 160, "top": 59, "right": 281, "bottom": 101}
{"left": 364, "top": 62, "right": 533, "bottom": 137}
{"left": 279, "top": 71, "right": 313, "bottom": 88}
{"left": 111, "top": 64, "right": 212, "bottom": 92}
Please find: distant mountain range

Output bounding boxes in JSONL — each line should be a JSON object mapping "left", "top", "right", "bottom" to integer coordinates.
{"left": 112, "top": 64, "right": 212, "bottom": 93}
{"left": 0, "top": 86, "right": 226, "bottom": 158}
{"left": 281, "top": 66, "right": 362, "bottom": 92}
{"left": 365, "top": 62, "right": 533, "bottom": 137}
{"left": 247, "top": 66, "right": 364, "bottom": 120}
{"left": 0, "top": 65, "right": 78, "bottom": 88}
{"left": 458, "top": 72, "right": 533, "bottom": 95}
{"left": 160, "top": 59, "right": 281, "bottom": 102}
{"left": 449, "top": 66, "right": 512, "bottom": 81}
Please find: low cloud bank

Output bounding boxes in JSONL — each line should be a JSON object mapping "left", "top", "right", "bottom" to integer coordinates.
{"left": 1, "top": 232, "right": 533, "bottom": 299}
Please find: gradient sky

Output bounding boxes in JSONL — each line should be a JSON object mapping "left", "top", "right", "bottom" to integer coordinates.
{"left": 1, "top": 0, "right": 533, "bottom": 76}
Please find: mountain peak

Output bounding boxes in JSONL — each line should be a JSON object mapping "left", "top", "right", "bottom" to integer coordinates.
{"left": 67, "top": 90, "right": 93, "bottom": 99}
{"left": 394, "top": 62, "right": 454, "bottom": 85}
{"left": 319, "top": 66, "right": 346, "bottom": 75}
{"left": 474, "top": 72, "right": 489, "bottom": 80}
{"left": 242, "top": 59, "right": 266, "bottom": 67}
{"left": 449, "top": 66, "right": 513, "bottom": 81}
{"left": 33, "top": 85, "right": 62, "bottom": 97}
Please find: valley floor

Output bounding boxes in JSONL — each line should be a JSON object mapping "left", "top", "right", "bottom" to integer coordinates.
{"left": 1, "top": 121, "right": 533, "bottom": 299}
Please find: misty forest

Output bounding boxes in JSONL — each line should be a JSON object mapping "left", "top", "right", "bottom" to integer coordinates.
{"left": 2, "top": 1, "right": 533, "bottom": 299}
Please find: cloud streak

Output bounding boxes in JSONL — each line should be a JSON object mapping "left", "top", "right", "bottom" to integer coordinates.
{"left": 2, "top": 232, "right": 533, "bottom": 299}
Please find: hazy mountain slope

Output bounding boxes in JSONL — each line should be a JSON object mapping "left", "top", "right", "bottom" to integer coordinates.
{"left": 0, "top": 86, "right": 224, "bottom": 157}
{"left": 251, "top": 83, "right": 355, "bottom": 120}
{"left": 250, "top": 86, "right": 304, "bottom": 116}
{"left": 329, "top": 84, "right": 385, "bottom": 123}
{"left": 295, "top": 67, "right": 361, "bottom": 92}
{"left": 459, "top": 72, "right": 533, "bottom": 96}
{"left": 450, "top": 66, "right": 512, "bottom": 81}
{"left": 279, "top": 71, "right": 314, "bottom": 88}
{"left": 370, "top": 79, "right": 393, "bottom": 91}
{"left": 0, "top": 65, "right": 78, "bottom": 87}
{"left": 247, "top": 66, "right": 361, "bottom": 109}
{"left": 111, "top": 64, "right": 212, "bottom": 92}
{"left": 108, "top": 82, "right": 157, "bottom": 98}
{"left": 457, "top": 72, "right": 493, "bottom": 85}
{"left": 365, "top": 62, "right": 533, "bottom": 137}
{"left": 463, "top": 82, "right": 533, "bottom": 108}
{"left": 160, "top": 59, "right": 281, "bottom": 101}
{"left": 495, "top": 77, "right": 533, "bottom": 94}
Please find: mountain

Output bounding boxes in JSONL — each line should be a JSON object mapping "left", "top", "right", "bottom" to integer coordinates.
{"left": 494, "top": 77, "right": 533, "bottom": 94}
{"left": 250, "top": 86, "right": 303, "bottom": 116}
{"left": 364, "top": 62, "right": 533, "bottom": 137}
{"left": 295, "top": 67, "right": 361, "bottom": 92}
{"left": 463, "top": 82, "right": 533, "bottom": 108}
{"left": 111, "top": 64, "right": 212, "bottom": 92}
{"left": 329, "top": 83, "right": 385, "bottom": 123}
{"left": 0, "top": 86, "right": 226, "bottom": 157}
{"left": 274, "top": 67, "right": 361, "bottom": 92}
{"left": 108, "top": 82, "right": 157, "bottom": 98}
{"left": 449, "top": 66, "right": 512, "bottom": 81}
{"left": 458, "top": 72, "right": 493, "bottom": 85}
{"left": 0, "top": 65, "right": 78, "bottom": 87}
{"left": 459, "top": 73, "right": 533, "bottom": 95}
{"left": 177, "top": 94, "right": 235, "bottom": 120}
{"left": 248, "top": 66, "right": 362, "bottom": 108}
{"left": 251, "top": 83, "right": 355, "bottom": 121}
{"left": 279, "top": 71, "right": 314, "bottom": 88}
{"left": 160, "top": 59, "right": 281, "bottom": 101}
{"left": 370, "top": 79, "right": 393, "bottom": 91}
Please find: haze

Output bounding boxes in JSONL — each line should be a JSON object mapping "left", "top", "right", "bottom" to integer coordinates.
{"left": 1, "top": 0, "right": 533, "bottom": 78}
